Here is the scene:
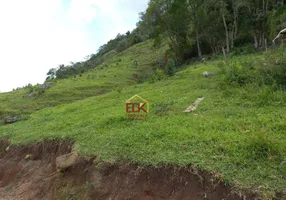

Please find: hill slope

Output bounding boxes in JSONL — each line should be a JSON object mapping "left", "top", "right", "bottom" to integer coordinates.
{"left": 0, "top": 41, "right": 286, "bottom": 199}
{"left": 0, "top": 40, "right": 167, "bottom": 125}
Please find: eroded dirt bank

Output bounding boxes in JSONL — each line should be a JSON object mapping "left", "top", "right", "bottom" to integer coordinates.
{"left": 0, "top": 140, "right": 249, "bottom": 200}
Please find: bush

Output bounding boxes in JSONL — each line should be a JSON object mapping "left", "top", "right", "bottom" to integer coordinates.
{"left": 165, "top": 59, "right": 176, "bottom": 76}
{"left": 25, "top": 84, "right": 45, "bottom": 98}
{"left": 221, "top": 61, "right": 258, "bottom": 86}
{"left": 103, "top": 50, "right": 117, "bottom": 61}
{"left": 153, "top": 36, "right": 162, "bottom": 48}
{"left": 149, "top": 69, "right": 166, "bottom": 83}
{"left": 116, "top": 39, "right": 129, "bottom": 52}
{"left": 258, "top": 49, "right": 286, "bottom": 88}
{"left": 114, "top": 87, "right": 122, "bottom": 94}
{"left": 231, "top": 44, "right": 256, "bottom": 56}
{"left": 129, "top": 33, "right": 145, "bottom": 45}
{"left": 220, "top": 48, "right": 286, "bottom": 90}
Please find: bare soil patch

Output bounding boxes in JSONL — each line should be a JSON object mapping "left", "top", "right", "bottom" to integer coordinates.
{"left": 0, "top": 140, "right": 250, "bottom": 200}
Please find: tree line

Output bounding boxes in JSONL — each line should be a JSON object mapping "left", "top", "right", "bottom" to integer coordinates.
{"left": 46, "top": 23, "right": 152, "bottom": 80}
{"left": 142, "top": 0, "right": 286, "bottom": 62}
{"left": 47, "top": 0, "right": 286, "bottom": 80}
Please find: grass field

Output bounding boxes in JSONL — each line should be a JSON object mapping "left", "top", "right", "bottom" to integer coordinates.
{"left": 0, "top": 41, "right": 285, "bottom": 199}
{"left": 0, "top": 40, "right": 167, "bottom": 124}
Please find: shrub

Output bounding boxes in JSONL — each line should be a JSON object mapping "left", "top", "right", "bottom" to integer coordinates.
{"left": 221, "top": 48, "right": 286, "bottom": 89}
{"left": 153, "top": 36, "right": 162, "bottom": 48}
{"left": 116, "top": 39, "right": 129, "bottom": 52}
{"left": 149, "top": 69, "right": 166, "bottom": 83}
{"left": 103, "top": 50, "right": 117, "bottom": 61}
{"left": 258, "top": 49, "right": 286, "bottom": 88}
{"left": 231, "top": 44, "right": 256, "bottom": 56}
{"left": 129, "top": 33, "right": 145, "bottom": 45}
{"left": 165, "top": 59, "right": 176, "bottom": 76}
{"left": 114, "top": 87, "right": 122, "bottom": 94}
{"left": 221, "top": 61, "right": 258, "bottom": 86}
{"left": 25, "top": 84, "right": 45, "bottom": 98}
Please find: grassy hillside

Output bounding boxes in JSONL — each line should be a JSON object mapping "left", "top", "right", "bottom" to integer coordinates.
{"left": 0, "top": 40, "right": 167, "bottom": 125}
{"left": 0, "top": 41, "right": 285, "bottom": 198}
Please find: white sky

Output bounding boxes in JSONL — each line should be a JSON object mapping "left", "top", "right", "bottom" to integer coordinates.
{"left": 0, "top": 0, "right": 148, "bottom": 92}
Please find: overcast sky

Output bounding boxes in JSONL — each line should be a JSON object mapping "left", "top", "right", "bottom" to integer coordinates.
{"left": 0, "top": 0, "right": 149, "bottom": 92}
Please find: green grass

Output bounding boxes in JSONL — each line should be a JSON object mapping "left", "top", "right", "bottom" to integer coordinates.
{"left": 0, "top": 40, "right": 167, "bottom": 124}
{"left": 0, "top": 42, "right": 285, "bottom": 199}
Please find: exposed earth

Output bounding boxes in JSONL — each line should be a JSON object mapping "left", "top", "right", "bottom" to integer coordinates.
{"left": 0, "top": 140, "right": 250, "bottom": 200}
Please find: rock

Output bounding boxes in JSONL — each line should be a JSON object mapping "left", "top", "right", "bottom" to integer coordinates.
{"left": 5, "top": 146, "right": 10, "bottom": 152}
{"left": 132, "top": 61, "right": 138, "bottom": 66}
{"left": 41, "top": 82, "right": 53, "bottom": 90}
{"left": 4, "top": 115, "right": 24, "bottom": 124}
{"left": 56, "top": 152, "right": 78, "bottom": 171}
{"left": 24, "top": 154, "right": 32, "bottom": 160}
{"left": 203, "top": 71, "right": 213, "bottom": 78}
{"left": 4, "top": 116, "right": 18, "bottom": 124}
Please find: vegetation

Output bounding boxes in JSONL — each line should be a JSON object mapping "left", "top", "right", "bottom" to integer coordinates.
{"left": 144, "top": 0, "right": 286, "bottom": 61}
{"left": 1, "top": 0, "right": 286, "bottom": 199}
{"left": 165, "top": 59, "right": 176, "bottom": 76}
{"left": 1, "top": 44, "right": 286, "bottom": 198}
{"left": 0, "top": 40, "right": 167, "bottom": 125}
{"left": 221, "top": 48, "right": 286, "bottom": 88}
{"left": 45, "top": 1, "right": 286, "bottom": 80}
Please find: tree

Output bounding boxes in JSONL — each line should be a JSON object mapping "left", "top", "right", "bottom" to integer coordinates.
{"left": 47, "top": 0, "right": 286, "bottom": 81}
{"left": 116, "top": 39, "right": 129, "bottom": 52}
{"left": 126, "top": 31, "right": 131, "bottom": 37}
{"left": 146, "top": 0, "right": 191, "bottom": 62}
{"left": 46, "top": 68, "right": 57, "bottom": 79}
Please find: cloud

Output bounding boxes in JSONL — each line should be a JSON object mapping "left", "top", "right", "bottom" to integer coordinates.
{"left": 67, "top": 0, "right": 97, "bottom": 25}
{"left": 0, "top": 0, "right": 148, "bottom": 92}
{"left": 94, "top": 0, "right": 148, "bottom": 40}
{"left": 0, "top": 0, "right": 93, "bottom": 92}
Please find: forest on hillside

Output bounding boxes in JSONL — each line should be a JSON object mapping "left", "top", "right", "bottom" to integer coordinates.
{"left": 46, "top": 0, "right": 286, "bottom": 80}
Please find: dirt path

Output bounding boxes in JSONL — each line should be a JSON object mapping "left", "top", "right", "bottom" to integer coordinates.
{"left": 0, "top": 140, "right": 248, "bottom": 200}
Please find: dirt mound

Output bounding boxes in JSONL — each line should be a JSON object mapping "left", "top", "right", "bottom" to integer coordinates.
{"left": 0, "top": 140, "right": 248, "bottom": 200}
